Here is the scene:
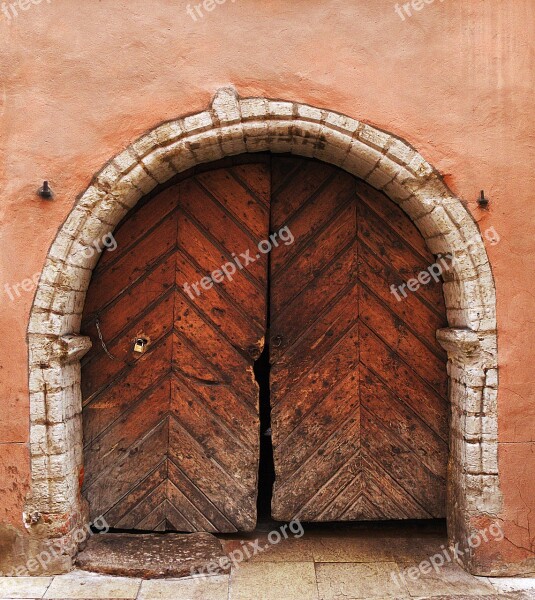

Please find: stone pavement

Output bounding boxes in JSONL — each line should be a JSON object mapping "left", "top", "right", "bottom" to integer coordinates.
{"left": 0, "top": 527, "right": 534, "bottom": 599}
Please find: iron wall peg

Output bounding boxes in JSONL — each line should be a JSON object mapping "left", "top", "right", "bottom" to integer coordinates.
{"left": 38, "top": 181, "right": 54, "bottom": 199}
{"left": 477, "top": 190, "right": 489, "bottom": 209}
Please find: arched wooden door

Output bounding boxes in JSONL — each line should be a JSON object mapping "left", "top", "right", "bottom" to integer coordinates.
{"left": 81, "top": 155, "right": 448, "bottom": 532}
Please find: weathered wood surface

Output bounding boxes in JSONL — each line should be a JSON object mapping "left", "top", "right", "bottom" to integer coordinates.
{"left": 81, "top": 162, "right": 270, "bottom": 532}
{"left": 82, "top": 155, "right": 448, "bottom": 531}
{"left": 269, "top": 157, "right": 448, "bottom": 522}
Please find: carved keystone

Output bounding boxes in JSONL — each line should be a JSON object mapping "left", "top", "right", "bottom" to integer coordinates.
{"left": 211, "top": 87, "right": 241, "bottom": 125}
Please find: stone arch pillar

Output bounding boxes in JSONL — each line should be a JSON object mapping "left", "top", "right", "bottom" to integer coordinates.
{"left": 26, "top": 88, "right": 499, "bottom": 574}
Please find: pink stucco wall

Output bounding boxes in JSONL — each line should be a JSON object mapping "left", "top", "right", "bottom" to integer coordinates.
{"left": 0, "top": 0, "right": 534, "bottom": 573}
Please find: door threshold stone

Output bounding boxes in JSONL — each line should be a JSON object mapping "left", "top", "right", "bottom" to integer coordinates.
{"left": 76, "top": 532, "right": 229, "bottom": 578}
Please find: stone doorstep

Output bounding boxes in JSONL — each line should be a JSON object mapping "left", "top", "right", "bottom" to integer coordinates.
{"left": 75, "top": 532, "right": 229, "bottom": 579}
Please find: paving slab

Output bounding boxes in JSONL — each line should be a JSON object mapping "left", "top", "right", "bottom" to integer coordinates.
{"left": 486, "top": 577, "right": 535, "bottom": 593}
{"left": 221, "top": 531, "right": 314, "bottom": 563}
{"left": 316, "top": 562, "right": 409, "bottom": 599}
{"left": 311, "top": 536, "right": 397, "bottom": 563}
{"left": 398, "top": 560, "right": 497, "bottom": 597}
{"left": 0, "top": 577, "right": 52, "bottom": 599}
{"left": 43, "top": 572, "right": 140, "bottom": 599}
{"left": 230, "top": 561, "right": 318, "bottom": 600}
{"left": 138, "top": 575, "right": 229, "bottom": 599}
{"left": 411, "top": 593, "right": 535, "bottom": 600}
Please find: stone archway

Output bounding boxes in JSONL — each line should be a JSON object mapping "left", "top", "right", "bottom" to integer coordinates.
{"left": 26, "top": 88, "right": 499, "bottom": 574}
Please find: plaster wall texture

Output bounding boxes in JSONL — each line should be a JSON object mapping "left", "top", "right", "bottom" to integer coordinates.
{"left": 0, "top": 0, "right": 533, "bottom": 575}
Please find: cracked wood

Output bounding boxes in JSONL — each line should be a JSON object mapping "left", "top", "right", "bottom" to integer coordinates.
{"left": 81, "top": 161, "right": 270, "bottom": 532}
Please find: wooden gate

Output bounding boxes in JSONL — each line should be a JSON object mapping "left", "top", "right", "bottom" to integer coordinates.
{"left": 269, "top": 157, "right": 448, "bottom": 521}
{"left": 81, "top": 155, "right": 448, "bottom": 531}
{"left": 81, "top": 161, "right": 270, "bottom": 532}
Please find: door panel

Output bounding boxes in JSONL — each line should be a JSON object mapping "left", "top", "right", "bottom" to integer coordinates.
{"left": 81, "top": 155, "right": 449, "bottom": 532}
{"left": 81, "top": 162, "right": 270, "bottom": 532}
{"left": 269, "top": 157, "right": 448, "bottom": 521}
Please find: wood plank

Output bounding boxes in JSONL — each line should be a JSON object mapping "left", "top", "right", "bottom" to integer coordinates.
{"left": 272, "top": 412, "right": 362, "bottom": 521}
{"left": 358, "top": 243, "right": 447, "bottom": 354}
{"left": 167, "top": 461, "right": 234, "bottom": 532}
{"left": 95, "top": 185, "right": 179, "bottom": 275}
{"left": 357, "top": 198, "right": 445, "bottom": 311}
{"left": 270, "top": 203, "right": 356, "bottom": 315}
{"left": 83, "top": 335, "right": 173, "bottom": 446}
{"left": 359, "top": 324, "right": 448, "bottom": 440}
{"left": 83, "top": 253, "right": 176, "bottom": 362}
{"left": 173, "top": 295, "right": 258, "bottom": 398}
{"left": 272, "top": 282, "right": 359, "bottom": 378}
{"left": 271, "top": 326, "right": 360, "bottom": 435}
{"left": 270, "top": 160, "right": 335, "bottom": 230}
{"left": 359, "top": 286, "right": 448, "bottom": 396}
{"left": 196, "top": 167, "right": 270, "bottom": 239}
{"left": 175, "top": 250, "right": 262, "bottom": 346}
{"left": 171, "top": 368, "right": 258, "bottom": 450}
{"left": 270, "top": 172, "right": 355, "bottom": 274}
{"left": 273, "top": 372, "right": 360, "bottom": 481}
{"left": 178, "top": 178, "right": 266, "bottom": 284}
{"left": 168, "top": 418, "right": 257, "bottom": 532}
{"left": 83, "top": 380, "right": 170, "bottom": 487}
{"left": 270, "top": 239, "right": 358, "bottom": 355}
{"left": 361, "top": 409, "right": 446, "bottom": 517}
{"left": 230, "top": 163, "right": 270, "bottom": 209}
{"left": 360, "top": 365, "right": 448, "bottom": 477}
{"left": 84, "top": 420, "right": 169, "bottom": 521}
{"left": 84, "top": 215, "right": 177, "bottom": 317}
{"left": 176, "top": 211, "right": 267, "bottom": 326}
{"left": 105, "top": 461, "right": 168, "bottom": 526}
{"left": 355, "top": 179, "right": 430, "bottom": 262}
{"left": 82, "top": 292, "right": 174, "bottom": 401}
{"left": 115, "top": 482, "right": 168, "bottom": 530}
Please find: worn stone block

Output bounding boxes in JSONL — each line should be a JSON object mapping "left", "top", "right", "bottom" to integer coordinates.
{"left": 239, "top": 97, "right": 268, "bottom": 120}
{"left": 113, "top": 147, "right": 139, "bottom": 174}
{"left": 153, "top": 120, "right": 184, "bottom": 145}
{"left": 131, "top": 131, "right": 159, "bottom": 159}
{"left": 296, "top": 103, "right": 324, "bottom": 122}
{"left": 76, "top": 532, "right": 229, "bottom": 578}
{"left": 211, "top": 88, "right": 241, "bottom": 124}
{"left": 140, "top": 147, "right": 177, "bottom": 183}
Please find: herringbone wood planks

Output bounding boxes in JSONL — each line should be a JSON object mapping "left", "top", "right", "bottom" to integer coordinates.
{"left": 81, "top": 163, "right": 270, "bottom": 532}
{"left": 81, "top": 155, "right": 449, "bottom": 531}
{"left": 269, "top": 157, "right": 448, "bottom": 522}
